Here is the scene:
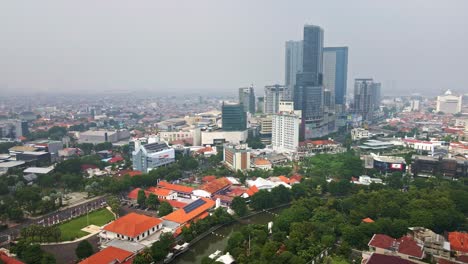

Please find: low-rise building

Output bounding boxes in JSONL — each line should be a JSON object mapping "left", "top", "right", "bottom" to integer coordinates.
{"left": 298, "top": 139, "right": 343, "bottom": 153}
{"left": 79, "top": 246, "right": 135, "bottom": 264}
{"left": 351, "top": 128, "right": 370, "bottom": 141}
{"left": 132, "top": 142, "right": 175, "bottom": 173}
{"left": 157, "top": 181, "right": 194, "bottom": 199}
{"left": 408, "top": 227, "right": 450, "bottom": 259}
{"left": 163, "top": 198, "right": 216, "bottom": 228}
{"left": 371, "top": 154, "right": 407, "bottom": 173}
{"left": 192, "top": 177, "right": 232, "bottom": 198}
{"left": 367, "top": 234, "right": 425, "bottom": 261}
{"left": 201, "top": 130, "right": 248, "bottom": 146}
{"left": 78, "top": 129, "right": 130, "bottom": 144}
{"left": 351, "top": 175, "right": 383, "bottom": 185}
{"left": 252, "top": 158, "right": 272, "bottom": 170}
{"left": 100, "top": 213, "right": 163, "bottom": 243}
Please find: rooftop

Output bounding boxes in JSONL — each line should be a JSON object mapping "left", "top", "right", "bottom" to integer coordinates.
{"left": 79, "top": 246, "right": 133, "bottom": 264}
{"left": 449, "top": 232, "right": 468, "bottom": 253}
{"left": 163, "top": 198, "right": 215, "bottom": 224}
{"left": 158, "top": 181, "right": 194, "bottom": 194}
{"left": 200, "top": 177, "right": 231, "bottom": 194}
{"left": 23, "top": 167, "right": 54, "bottom": 174}
{"left": 365, "top": 253, "right": 414, "bottom": 264}
{"left": 103, "top": 213, "right": 163, "bottom": 238}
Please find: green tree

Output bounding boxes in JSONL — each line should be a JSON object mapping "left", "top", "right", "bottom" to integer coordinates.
{"left": 146, "top": 193, "right": 159, "bottom": 210}
{"left": 158, "top": 201, "right": 173, "bottom": 217}
{"left": 137, "top": 189, "right": 147, "bottom": 206}
{"left": 107, "top": 196, "right": 121, "bottom": 218}
{"left": 250, "top": 190, "right": 274, "bottom": 210}
{"left": 231, "top": 197, "right": 247, "bottom": 217}
{"left": 76, "top": 240, "right": 94, "bottom": 259}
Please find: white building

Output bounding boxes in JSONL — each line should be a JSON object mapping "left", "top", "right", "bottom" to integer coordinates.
{"left": 159, "top": 128, "right": 201, "bottom": 146}
{"left": 436, "top": 90, "right": 462, "bottom": 114}
{"left": 132, "top": 142, "right": 175, "bottom": 173}
{"left": 201, "top": 130, "right": 248, "bottom": 145}
{"left": 99, "top": 213, "right": 163, "bottom": 244}
{"left": 78, "top": 129, "right": 130, "bottom": 144}
{"left": 271, "top": 101, "right": 301, "bottom": 153}
{"left": 351, "top": 128, "right": 370, "bottom": 141}
{"left": 223, "top": 144, "right": 251, "bottom": 171}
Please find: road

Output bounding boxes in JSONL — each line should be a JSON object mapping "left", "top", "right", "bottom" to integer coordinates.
{"left": 0, "top": 196, "right": 108, "bottom": 240}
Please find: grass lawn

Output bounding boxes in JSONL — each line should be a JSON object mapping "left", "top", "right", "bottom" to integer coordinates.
{"left": 58, "top": 208, "right": 114, "bottom": 241}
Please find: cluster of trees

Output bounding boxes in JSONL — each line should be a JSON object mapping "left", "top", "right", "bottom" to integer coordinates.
{"left": 246, "top": 136, "right": 265, "bottom": 149}
{"left": 181, "top": 208, "right": 233, "bottom": 242}
{"left": 20, "top": 224, "right": 61, "bottom": 243}
{"left": 75, "top": 240, "right": 94, "bottom": 260}
{"left": 76, "top": 142, "right": 113, "bottom": 155}
{"left": 250, "top": 185, "right": 292, "bottom": 211}
{"left": 300, "top": 152, "right": 362, "bottom": 179}
{"left": 133, "top": 232, "right": 175, "bottom": 264}
{"left": 12, "top": 240, "right": 56, "bottom": 264}
{"left": 223, "top": 174, "right": 468, "bottom": 263}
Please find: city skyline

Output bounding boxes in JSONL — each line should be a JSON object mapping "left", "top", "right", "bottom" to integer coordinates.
{"left": 1, "top": 1, "right": 467, "bottom": 96}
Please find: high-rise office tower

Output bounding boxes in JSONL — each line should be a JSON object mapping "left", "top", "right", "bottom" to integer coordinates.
{"left": 354, "top": 79, "right": 381, "bottom": 121}
{"left": 238, "top": 86, "right": 256, "bottom": 114}
{"left": 285, "top": 40, "right": 303, "bottom": 93}
{"left": 294, "top": 25, "right": 325, "bottom": 139}
{"left": 256, "top": 97, "right": 264, "bottom": 114}
{"left": 222, "top": 102, "right": 247, "bottom": 131}
{"left": 264, "top": 84, "right": 290, "bottom": 114}
{"left": 323, "top": 47, "right": 348, "bottom": 112}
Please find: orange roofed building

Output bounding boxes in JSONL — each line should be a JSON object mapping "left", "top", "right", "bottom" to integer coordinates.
{"left": 79, "top": 246, "right": 134, "bottom": 264}
{"left": 163, "top": 198, "right": 215, "bottom": 226}
{"left": 158, "top": 181, "right": 194, "bottom": 198}
{"left": 449, "top": 232, "right": 468, "bottom": 255}
{"left": 100, "top": 213, "right": 163, "bottom": 243}
{"left": 192, "top": 177, "right": 232, "bottom": 198}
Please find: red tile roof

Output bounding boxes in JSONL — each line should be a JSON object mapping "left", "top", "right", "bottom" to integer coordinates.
{"left": 103, "top": 213, "right": 162, "bottom": 238}
{"left": 246, "top": 185, "right": 259, "bottom": 196}
{"left": 362, "top": 217, "right": 375, "bottom": 223}
{"left": 213, "top": 194, "right": 234, "bottom": 203}
{"left": 365, "top": 253, "right": 414, "bottom": 264}
{"left": 368, "top": 234, "right": 424, "bottom": 259}
{"left": 200, "top": 177, "right": 231, "bottom": 194}
{"left": 254, "top": 158, "right": 271, "bottom": 166}
{"left": 119, "top": 170, "right": 142, "bottom": 177}
{"left": 299, "top": 139, "right": 337, "bottom": 146}
{"left": 202, "top": 175, "right": 217, "bottom": 183}
{"left": 127, "top": 188, "right": 145, "bottom": 200}
{"left": 79, "top": 246, "right": 133, "bottom": 264}
{"left": 162, "top": 199, "right": 187, "bottom": 209}
{"left": 278, "top": 176, "right": 290, "bottom": 184}
{"left": 449, "top": 232, "right": 468, "bottom": 253}
{"left": 158, "top": 181, "right": 194, "bottom": 194}
{"left": 109, "top": 156, "right": 125, "bottom": 163}
{"left": 163, "top": 198, "right": 215, "bottom": 224}
{"left": 0, "top": 252, "right": 25, "bottom": 264}
{"left": 396, "top": 236, "right": 424, "bottom": 259}
{"left": 147, "top": 187, "right": 173, "bottom": 197}
{"left": 368, "top": 234, "right": 395, "bottom": 249}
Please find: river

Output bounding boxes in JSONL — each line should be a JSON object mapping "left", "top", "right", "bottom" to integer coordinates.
{"left": 172, "top": 207, "right": 288, "bottom": 264}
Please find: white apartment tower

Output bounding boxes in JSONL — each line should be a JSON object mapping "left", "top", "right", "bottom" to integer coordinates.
{"left": 272, "top": 101, "right": 301, "bottom": 153}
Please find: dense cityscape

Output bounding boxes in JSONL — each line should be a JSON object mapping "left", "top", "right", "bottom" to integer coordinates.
{"left": 1, "top": 3, "right": 468, "bottom": 264}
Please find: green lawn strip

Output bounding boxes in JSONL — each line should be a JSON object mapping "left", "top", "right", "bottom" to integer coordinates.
{"left": 58, "top": 208, "right": 114, "bottom": 241}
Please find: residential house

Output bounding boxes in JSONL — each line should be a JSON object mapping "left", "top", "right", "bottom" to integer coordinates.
{"left": 192, "top": 177, "right": 232, "bottom": 198}
{"left": 79, "top": 246, "right": 134, "bottom": 264}
{"left": 157, "top": 181, "right": 194, "bottom": 199}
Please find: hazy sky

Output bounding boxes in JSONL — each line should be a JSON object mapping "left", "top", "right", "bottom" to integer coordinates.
{"left": 1, "top": 0, "right": 467, "bottom": 96}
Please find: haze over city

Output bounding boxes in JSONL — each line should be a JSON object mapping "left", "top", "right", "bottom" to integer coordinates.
{"left": 1, "top": 0, "right": 467, "bottom": 96}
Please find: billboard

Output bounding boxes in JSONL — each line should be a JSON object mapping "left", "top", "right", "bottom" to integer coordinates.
{"left": 390, "top": 163, "right": 403, "bottom": 170}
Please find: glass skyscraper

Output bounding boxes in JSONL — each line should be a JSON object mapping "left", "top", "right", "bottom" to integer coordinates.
{"left": 222, "top": 102, "right": 247, "bottom": 131}
{"left": 323, "top": 47, "right": 348, "bottom": 111}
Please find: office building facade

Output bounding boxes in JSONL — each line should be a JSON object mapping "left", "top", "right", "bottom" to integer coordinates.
{"left": 285, "top": 40, "right": 303, "bottom": 93}
{"left": 223, "top": 144, "right": 251, "bottom": 171}
{"left": 222, "top": 102, "right": 247, "bottom": 131}
{"left": 264, "top": 84, "right": 290, "bottom": 114}
{"left": 238, "top": 86, "right": 256, "bottom": 114}
{"left": 354, "top": 79, "right": 381, "bottom": 121}
{"left": 323, "top": 47, "right": 348, "bottom": 112}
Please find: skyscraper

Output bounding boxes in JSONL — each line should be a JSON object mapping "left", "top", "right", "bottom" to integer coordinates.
{"left": 285, "top": 40, "right": 303, "bottom": 92}
{"left": 294, "top": 25, "right": 325, "bottom": 139}
{"left": 354, "top": 79, "right": 381, "bottom": 121}
{"left": 222, "top": 102, "right": 247, "bottom": 131}
{"left": 264, "top": 84, "right": 290, "bottom": 114}
{"left": 323, "top": 47, "right": 348, "bottom": 112}
{"left": 238, "top": 86, "right": 256, "bottom": 114}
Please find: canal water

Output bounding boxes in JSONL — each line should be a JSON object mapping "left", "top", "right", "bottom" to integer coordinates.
{"left": 173, "top": 207, "right": 287, "bottom": 264}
